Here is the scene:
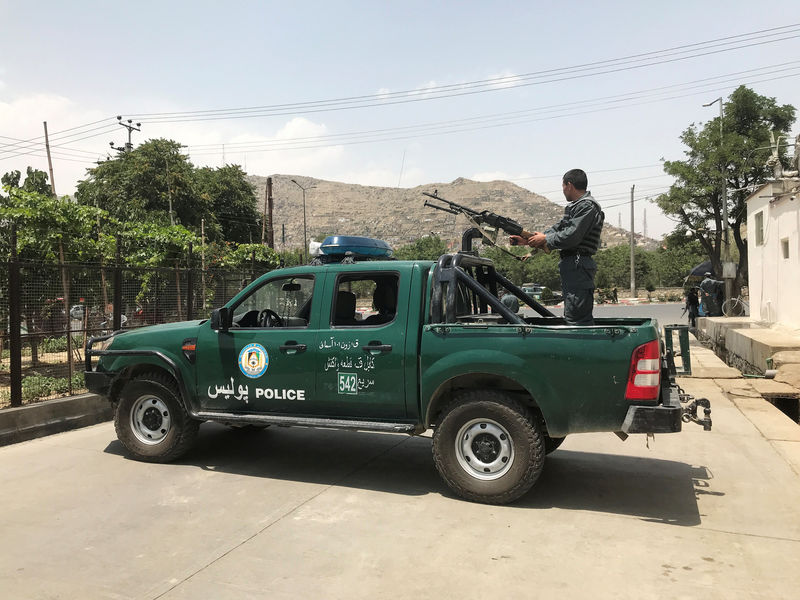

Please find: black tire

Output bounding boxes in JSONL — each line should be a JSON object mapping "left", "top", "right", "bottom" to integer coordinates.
{"left": 114, "top": 372, "right": 199, "bottom": 463}
{"left": 544, "top": 435, "right": 566, "bottom": 454}
{"left": 432, "top": 390, "right": 545, "bottom": 504}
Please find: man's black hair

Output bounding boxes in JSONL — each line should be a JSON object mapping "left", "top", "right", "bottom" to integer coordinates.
{"left": 563, "top": 169, "right": 588, "bottom": 191}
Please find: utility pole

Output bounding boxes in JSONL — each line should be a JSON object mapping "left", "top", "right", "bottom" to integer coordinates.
{"left": 166, "top": 156, "right": 175, "bottom": 226}
{"left": 290, "top": 179, "right": 315, "bottom": 262}
{"left": 201, "top": 219, "right": 207, "bottom": 311}
{"left": 630, "top": 185, "right": 636, "bottom": 298}
{"left": 118, "top": 116, "right": 141, "bottom": 152}
{"left": 643, "top": 208, "right": 648, "bottom": 239}
{"left": 703, "top": 97, "right": 732, "bottom": 303}
{"left": 110, "top": 116, "right": 141, "bottom": 153}
{"left": 42, "top": 122, "right": 57, "bottom": 197}
{"left": 267, "top": 177, "right": 274, "bottom": 248}
{"left": 261, "top": 177, "right": 274, "bottom": 247}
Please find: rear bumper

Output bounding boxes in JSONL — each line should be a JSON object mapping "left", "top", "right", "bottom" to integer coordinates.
{"left": 621, "top": 385, "right": 684, "bottom": 434}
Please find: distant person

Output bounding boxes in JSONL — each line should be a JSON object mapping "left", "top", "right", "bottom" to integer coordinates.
{"left": 684, "top": 288, "right": 699, "bottom": 327}
{"left": 510, "top": 169, "right": 604, "bottom": 325}
{"left": 612, "top": 288, "right": 618, "bottom": 303}
{"left": 699, "top": 272, "right": 722, "bottom": 316}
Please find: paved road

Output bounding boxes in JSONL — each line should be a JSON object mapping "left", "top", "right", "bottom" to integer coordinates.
{"left": 1, "top": 372, "right": 799, "bottom": 598}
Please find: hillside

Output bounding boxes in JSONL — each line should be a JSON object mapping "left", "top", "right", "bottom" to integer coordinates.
{"left": 248, "top": 175, "right": 657, "bottom": 251}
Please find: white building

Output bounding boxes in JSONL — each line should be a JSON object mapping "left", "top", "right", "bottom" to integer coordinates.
{"left": 746, "top": 178, "right": 800, "bottom": 327}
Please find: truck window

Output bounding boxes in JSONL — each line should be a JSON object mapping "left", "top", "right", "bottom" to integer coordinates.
{"left": 231, "top": 276, "right": 314, "bottom": 328}
{"left": 332, "top": 273, "right": 399, "bottom": 327}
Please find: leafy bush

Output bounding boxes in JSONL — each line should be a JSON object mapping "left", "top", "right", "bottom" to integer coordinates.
{"left": 40, "top": 336, "right": 68, "bottom": 353}
{"left": 21, "top": 375, "right": 54, "bottom": 402}
{"left": 39, "top": 335, "right": 84, "bottom": 354}
{"left": 20, "top": 372, "right": 86, "bottom": 402}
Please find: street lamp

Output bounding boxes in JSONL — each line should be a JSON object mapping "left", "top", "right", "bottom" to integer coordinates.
{"left": 703, "top": 97, "right": 732, "bottom": 304}
{"left": 290, "top": 179, "right": 315, "bottom": 262}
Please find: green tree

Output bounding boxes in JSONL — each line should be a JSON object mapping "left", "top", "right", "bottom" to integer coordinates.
{"left": 650, "top": 238, "right": 707, "bottom": 288}
{"left": 393, "top": 235, "right": 449, "bottom": 260}
{"left": 1, "top": 167, "right": 52, "bottom": 196}
{"left": 220, "top": 242, "right": 279, "bottom": 270}
{"left": 656, "top": 86, "right": 795, "bottom": 294}
{"left": 75, "top": 139, "right": 210, "bottom": 230}
{"left": 194, "top": 165, "right": 260, "bottom": 244}
{"left": 594, "top": 245, "right": 654, "bottom": 291}
{"left": 481, "top": 246, "right": 561, "bottom": 290}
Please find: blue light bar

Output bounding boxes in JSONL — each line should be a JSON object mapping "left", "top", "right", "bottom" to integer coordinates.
{"left": 320, "top": 236, "right": 393, "bottom": 258}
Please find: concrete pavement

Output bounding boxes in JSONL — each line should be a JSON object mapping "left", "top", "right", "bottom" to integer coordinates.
{"left": 1, "top": 348, "right": 800, "bottom": 599}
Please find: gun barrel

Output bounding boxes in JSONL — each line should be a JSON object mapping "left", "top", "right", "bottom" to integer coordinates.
{"left": 424, "top": 199, "right": 459, "bottom": 215}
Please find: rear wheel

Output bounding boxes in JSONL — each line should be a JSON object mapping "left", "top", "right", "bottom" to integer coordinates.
{"left": 432, "top": 390, "right": 545, "bottom": 504}
{"left": 115, "top": 372, "right": 199, "bottom": 462}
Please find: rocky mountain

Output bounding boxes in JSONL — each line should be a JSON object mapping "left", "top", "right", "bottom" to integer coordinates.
{"left": 248, "top": 175, "right": 657, "bottom": 251}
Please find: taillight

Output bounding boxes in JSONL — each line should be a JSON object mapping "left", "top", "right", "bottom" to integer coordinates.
{"left": 625, "top": 340, "right": 661, "bottom": 401}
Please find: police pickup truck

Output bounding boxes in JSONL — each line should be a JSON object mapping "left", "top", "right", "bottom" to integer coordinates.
{"left": 86, "top": 236, "right": 711, "bottom": 504}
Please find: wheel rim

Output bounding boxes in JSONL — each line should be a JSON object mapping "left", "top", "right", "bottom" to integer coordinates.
{"left": 455, "top": 418, "right": 515, "bottom": 481}
{"left": 130, "top": 394, "right": 172, "bottom": 445}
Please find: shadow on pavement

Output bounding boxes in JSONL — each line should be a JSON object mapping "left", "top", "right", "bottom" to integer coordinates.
{"left": 105, "top": 425, "right": 717, "bottom": 524}
{"left": 521, "top": 449, "right": 717, "bottom": 526}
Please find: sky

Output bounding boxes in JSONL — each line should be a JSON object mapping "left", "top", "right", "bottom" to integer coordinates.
{"left": 1, "top": 1, "right": 799, "bottom": 239}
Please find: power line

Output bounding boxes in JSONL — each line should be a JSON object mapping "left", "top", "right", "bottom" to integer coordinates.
{"left": 129, "top": 24, "right": 800, "bottom": 123}
{"left": 0, "top": 124, "right": 121, "bottom": 160}
{"left": 185, "top": 59, "right": 800, "bottom": 152}
{"left": 182, "top": 69, "right": 800, "bottom": 160}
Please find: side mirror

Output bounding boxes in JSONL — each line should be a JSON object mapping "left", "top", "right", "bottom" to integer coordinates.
{"left": 210, "top": 307, "right": 230, "bottom": 332}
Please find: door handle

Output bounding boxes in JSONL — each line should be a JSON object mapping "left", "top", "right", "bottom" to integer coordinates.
{"left": 362, "top": 342, "right": 392, "bottom": 354}
{"left": 280, "top": 341, "right": 307, "bottom": 354}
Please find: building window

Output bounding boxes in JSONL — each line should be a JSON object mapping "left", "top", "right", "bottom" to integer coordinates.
{"left": 755, "top": 211, "right": 764, "bottom": 246}
{"left": 782, "top": 238, "right": 790, "bottom": 259}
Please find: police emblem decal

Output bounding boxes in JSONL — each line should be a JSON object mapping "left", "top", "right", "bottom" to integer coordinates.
{"left": 238, "top": 343, "right": 269, "bottom": 378}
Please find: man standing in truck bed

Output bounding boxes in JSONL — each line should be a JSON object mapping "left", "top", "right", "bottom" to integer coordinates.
{"left": 510, "top": 168, "right": 604, "bottom": 325}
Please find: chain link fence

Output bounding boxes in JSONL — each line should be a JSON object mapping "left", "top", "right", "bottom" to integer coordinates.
{"left": 1, "top": 255, "right": 262, "bottom": 408}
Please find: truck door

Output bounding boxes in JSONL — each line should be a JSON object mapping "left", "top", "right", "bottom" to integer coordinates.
{"left": 311, "top": 269, "right": 409, "bottom": 419}
{"left": 194, "top": 274, "right": 318, "bottom": 413}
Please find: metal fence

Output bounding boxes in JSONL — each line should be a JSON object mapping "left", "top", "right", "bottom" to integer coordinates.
{"left": 1, "top": 234, "right": 264, "bottom": 408}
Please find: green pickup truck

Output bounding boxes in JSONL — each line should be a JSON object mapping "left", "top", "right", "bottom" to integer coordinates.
{"left": 86, "top": 241, "right": 711, "bottom": 504}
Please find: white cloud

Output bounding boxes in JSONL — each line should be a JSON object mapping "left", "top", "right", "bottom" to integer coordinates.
{"left": 471, "top": 171, "right": 532, "bottom": 183}
{"left": 487, "top": 70, "right": 522, "bottom": 89}
{"left": 0, "top": 93, "right": 111, "bottom": 194}
{"left": 410, "top": 80, "right": 439, "bottom": 98}
{"left": 183, "top": 117, "right": 346, "bottom": 177}
{"left": 333, "top": 165, "right": 426, "bottom": 188}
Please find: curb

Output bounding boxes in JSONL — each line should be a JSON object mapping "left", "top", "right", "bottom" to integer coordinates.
{"left": 0, "top": 394, "right": 113, "bottom": 448}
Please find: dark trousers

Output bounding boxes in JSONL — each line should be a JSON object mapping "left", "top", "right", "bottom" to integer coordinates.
{"left": 560, "top": 255, "right": 597, "bottom": 326}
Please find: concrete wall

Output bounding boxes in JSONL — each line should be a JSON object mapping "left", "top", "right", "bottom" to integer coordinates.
{"left": 747, "top": 180, "right": 800, "bottom": 327}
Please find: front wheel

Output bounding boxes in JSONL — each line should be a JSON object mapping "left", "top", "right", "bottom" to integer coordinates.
{"left": 432, "top": 390, "right": 545, "bottom": 504}
{"left": 115, "top": 372, "right": 200, "bottom": 462}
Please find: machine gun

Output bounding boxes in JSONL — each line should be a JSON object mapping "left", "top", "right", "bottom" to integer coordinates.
{"left": 423, "top": 190, "right": 550, "bottom": 256}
